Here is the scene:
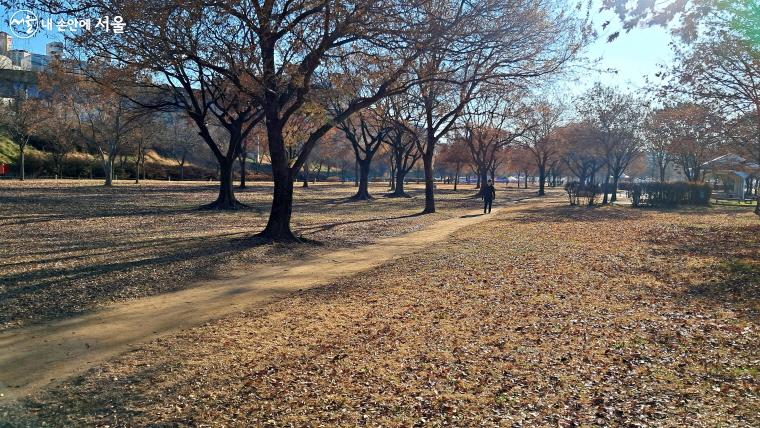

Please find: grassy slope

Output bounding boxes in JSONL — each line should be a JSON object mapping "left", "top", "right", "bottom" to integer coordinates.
{"left": 4, "top": 198, "right": 757, "bottom": 427}
{"left": 0, "top": 136, "right": 18, "bottom": 164}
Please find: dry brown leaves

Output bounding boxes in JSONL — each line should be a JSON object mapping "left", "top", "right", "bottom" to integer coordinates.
{"left": 2, "top": 191, "right": 758, "bottom": 427}
{"left": 0, "top": 180, "right": 504, "bottom": 330}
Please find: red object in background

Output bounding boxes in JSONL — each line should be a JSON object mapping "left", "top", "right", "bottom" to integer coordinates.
{"left": 0, "top": 164, "right": 7, "bottom": 175}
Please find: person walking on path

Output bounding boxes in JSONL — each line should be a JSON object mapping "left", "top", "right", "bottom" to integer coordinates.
{"left": 483, "top": 179, "right": 496, "bottom": 213}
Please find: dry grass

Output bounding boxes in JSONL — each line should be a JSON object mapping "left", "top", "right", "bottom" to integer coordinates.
{"left": 3, "top": 196, "right": 757, "bottom": 427}
{"left": 0, "top": 179, "right": 524, "bottom": 330}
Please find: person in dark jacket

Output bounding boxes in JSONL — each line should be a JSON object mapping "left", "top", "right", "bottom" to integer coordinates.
{"left": 483, "top": 179, "right": 496, "bottom": 213}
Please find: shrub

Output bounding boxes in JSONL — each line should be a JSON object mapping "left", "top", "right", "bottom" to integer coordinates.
{"left": 625, "top": 182, "right": 712, "bottom": 207}
{"left": 564, "top": 181, "right": 600, "bottom": 206}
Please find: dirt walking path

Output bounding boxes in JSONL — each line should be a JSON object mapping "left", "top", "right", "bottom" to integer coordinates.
{"left": 0, "top": 203, "right": 520, "bottom": 401}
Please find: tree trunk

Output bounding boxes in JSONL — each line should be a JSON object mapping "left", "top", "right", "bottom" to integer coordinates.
{"left": 257, "top": 121, "right": 297, "bottom": 241}
{"left": 352, "top": 160, "right": 372, "bottom": 200}
{"left": 538, "top": 163, "right": 546, "bottom": 196}
{"left": 610, "top": 174, "right": 619, "bottom": 203}
{"left": 302, "top": 161, "right": 309, "bottom": 188}
{"left": 422, "top": 152, "right": 435, "bottom": 213}
{"left": 354, "top": 161, "right": 359, "bottom": 187}
{"left": 478, "top": 166, "right": 489, "bottom": 197}
{"left": 602, "top": 168, "right": 610, "bottom": 204}
{"left": 523, "top": 171, "right": 528, "bottom": 189}
{"left": 389, "top": 158, "right": 396, "bottom": 191}
{"left": 239, "top": 153, "right": 247, "bottom": 189}
{"left": 389, "top": 153, "right": 409, "bottom": 197}
{"left": 389, "top": 163, "right": 409, "bottom": 197}
{"left": 19, "top": 145, "right": 25, "bottom": 181}
{"left": 259, "top": 161, "right": 296, "bottom": 240}
{"left": 454, "top": 165, "right": 460, "bottom": 191}
{"left": 103, "top": 155, "right": 114, "bottom": 187}
{"left": 202, "top": 159, "right": 242, "bottom": 210}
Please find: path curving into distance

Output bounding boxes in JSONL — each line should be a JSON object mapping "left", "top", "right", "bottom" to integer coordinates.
{"left": 0, "top": 200, "right": 531, "bottom": 401}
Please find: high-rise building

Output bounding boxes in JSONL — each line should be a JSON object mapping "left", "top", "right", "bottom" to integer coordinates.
{"left": 24, "top": 53, "right": 49, "bottom": 71}
{"left": 8, "top": 50, "right": 30, "bottom": 68}
{"left": 0, "top": 32, "right": 12, "bottom": 54}
{"left": 46, "top": 42, "right": 63, "bottom": 58}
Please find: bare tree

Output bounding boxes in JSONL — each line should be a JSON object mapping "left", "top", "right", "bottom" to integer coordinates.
{"left": 519, "top": 101, "right": 563, "bottom": 196}
{"left": 577, "top": 84, "right": 645, "bottom": 203}
{"left": 336, "top": 109, "right": 390, "bottom": 200}
{"left": 382, "top": 103, "right": 422, "bottom": 197}
{"left": 460, "top": 100, "right": 525, "bottom": 197}
{"left": 558, "top": 122, "right": 605, "bottom": 185}
{"left": 0, "top": 89, "right": 44, "bottom": 181}
{"left": 405, "top": 0, "right": 587, "bottom": 213}
{"left": 437, "top": 138, "right": 469, "bottom": 191}
{"left": 643, "top": 108, "right": 676, "bottom": 183}
{"left": 69, "top": 72, "right": 145, "bottom": 187}
{"left": 161, "top": 113, "right": 203, "bottom": 181}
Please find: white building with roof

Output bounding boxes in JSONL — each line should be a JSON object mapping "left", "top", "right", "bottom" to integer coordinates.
{"left": 702, "top": 153, "right": 760, "bottom": 201}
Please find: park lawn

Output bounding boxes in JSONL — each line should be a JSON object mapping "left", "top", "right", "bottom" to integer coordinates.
{"left": 4, "top": 197, "right": 758, "bottom": 426}
{"left": 0, "top": 179, "right": 521, "bottom": 330}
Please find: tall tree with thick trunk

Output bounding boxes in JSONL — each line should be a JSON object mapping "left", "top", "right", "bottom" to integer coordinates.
{"left": 38, "top": 5, "right": 265, "bottom": 207}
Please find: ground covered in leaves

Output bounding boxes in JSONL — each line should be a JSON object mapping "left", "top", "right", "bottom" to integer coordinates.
{"left": 3, "top": 197, "right": 757, "bottom": 426}
{"left": 0, "top": 180, "right": 513, "bottom": 330}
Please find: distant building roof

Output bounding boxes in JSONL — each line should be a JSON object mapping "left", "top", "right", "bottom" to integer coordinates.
{"left": 702, "top": 153, "right": 760, "bottom": 174}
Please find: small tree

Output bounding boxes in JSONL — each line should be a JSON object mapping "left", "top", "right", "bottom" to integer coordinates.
{"left": 71, "top": 76, "right": 144, "bottom": 187}
{"left": 577, "top": 84, "right": 645, "bottom": 203}
{"left": 558, "top": 122, "right": 605, "bottom": 185}
{"left": 0, "top": 89, "right": 44, "bottom": 180}
{"left": 383, "top": 109, "right": 422, "bottom": 197}
{"left": 643, "top": 108, "right": 676, "bottom": 183}
{"left": 438, "top": 138, "right": 470, "bottom": 191}
{"left": 336, "top": 109, "right": 390, "bottom": 200}
{"left": 520, "top": 101, "right": 563, "bottom": 196}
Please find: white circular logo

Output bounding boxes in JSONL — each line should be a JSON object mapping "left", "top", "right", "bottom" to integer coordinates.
{"left": 9, "top": 9, "right": 39, "bottom": 39}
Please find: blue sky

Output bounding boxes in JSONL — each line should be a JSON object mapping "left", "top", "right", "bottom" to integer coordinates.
{"left": 0, "top": 4, "right": 676, "bottom": 95}
{"left": 565, "top": 5, "right": 677, "bottom": 95}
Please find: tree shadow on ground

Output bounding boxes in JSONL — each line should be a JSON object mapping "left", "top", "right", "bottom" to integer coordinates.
{"left": 510, "top": 200, "right": 725, "bottom": 224}
{"left": 297, "top": 212, "right": 426, "bottom": 236}
{"left": 644, "top": 223, "right": 760, "bottom": 319}
{"left": 0, "top": 232, "right": 278, "bottom": 327}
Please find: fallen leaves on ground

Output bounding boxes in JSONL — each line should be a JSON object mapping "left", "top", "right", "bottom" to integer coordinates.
{"left": 0, "top": 180, "right": 512, "bottom": 330}
{"left": 2, "top": 195, "right": 758, "bottom": 427}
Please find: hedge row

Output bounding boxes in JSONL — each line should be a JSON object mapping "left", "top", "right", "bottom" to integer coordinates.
{"left": 619, "top": 182, "right": 712, "bottom": 207}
